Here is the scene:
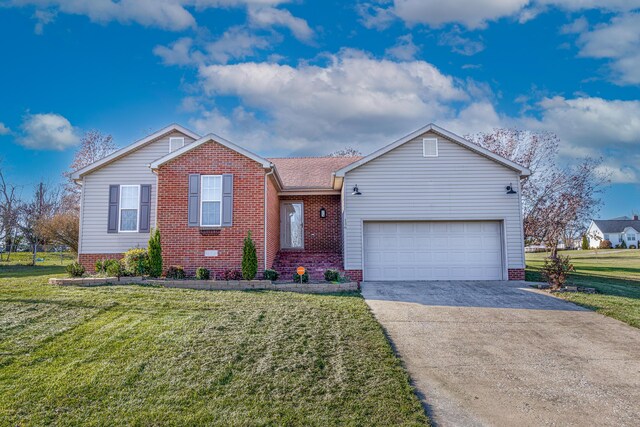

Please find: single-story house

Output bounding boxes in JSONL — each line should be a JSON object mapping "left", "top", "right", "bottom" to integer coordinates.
{"left": 587, "top": 217, "right": 640, "bottom": 248}
{"left": 72, "top": 123, "right": 530, "bottom": 281}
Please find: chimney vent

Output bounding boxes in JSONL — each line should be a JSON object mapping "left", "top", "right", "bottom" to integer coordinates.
{"left": 634, "top": 215, "right": 639, "bottom": 220}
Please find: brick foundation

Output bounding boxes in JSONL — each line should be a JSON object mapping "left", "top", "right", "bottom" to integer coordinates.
{"left": 508, "top": 268, "right": 525, "bottom": 281}
{"left": 78, "top": 253, "right": 123, "bottom": 273}
{"left": 344, "top": 269, "right": 363, "bottom": 283}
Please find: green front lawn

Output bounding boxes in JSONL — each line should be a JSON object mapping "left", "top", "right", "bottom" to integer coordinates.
{"left": 526, "top": 249, "right": 640, "bottom": 328}
{"left": 0, "top": 266, "right": 427, "bottom": 426}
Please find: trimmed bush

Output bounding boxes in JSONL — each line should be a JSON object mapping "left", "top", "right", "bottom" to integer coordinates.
{"left": 541, "top": 255, "right": 575, "bottom": 290}
{"left": 223, "top": 269, "right": 243, "bottom": 280}
{"left": 106, "top": 260, "right": 124, "bottom": 279}
{"left": 263, "top": 269, "right": 279, "bottom": 281}
{"left": 95, "top": 258, "right": 120, "bottom": 276}
{"left": 95, "top": 259, "right": 105, "bottom": 274}
{"left": 599, "top": 240, "right": 612, "bottom": 249}
{"left": 66, "top": 261, "right": 85, "bottom": 277}
{"left": 195, "top": 267, "right": 210, "bottom": 280}
{"left": 324, "top": 269, "right": 340, "bottom": 282}
{"left": 148, "top": 228, "right": 163, "bottom": 278}
{"left": 123, "top": 248, "right": 150, "bottom": 276}
{"left": 630, "top": 245, "right": 637, "bottom": 249}
{"left": 242, "top": 230, "right": 258, "bottom": 280}
{"left": 166, "top": 266, "right": 186, "bottom": 279}
{"left": 581, "top": 235, "right": 589, "bottom": 250}
{"left": 293, "top": 271, "right": 309, "bottom": 283}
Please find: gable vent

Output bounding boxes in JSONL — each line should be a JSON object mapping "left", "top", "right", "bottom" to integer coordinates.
{"left": 423, "top": 138, "right": 438, "bottom": 157}
{"left": 169, "top": 137, "right": 185, "bottom": 153}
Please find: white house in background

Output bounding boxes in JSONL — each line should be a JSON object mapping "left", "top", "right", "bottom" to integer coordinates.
{"left": 587, "top": 216, "right": 640, "bottom": 248}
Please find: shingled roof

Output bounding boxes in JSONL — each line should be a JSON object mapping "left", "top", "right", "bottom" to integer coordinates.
{"left": 593, "top": 218, "right": 640, "bottom": 233}
{"left": 269, "top": 157, "right": 362, "bottom": 189}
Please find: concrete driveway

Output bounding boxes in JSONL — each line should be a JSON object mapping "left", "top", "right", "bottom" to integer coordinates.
{"left": 361, "top": 281, "right": 640, "bottom": 427}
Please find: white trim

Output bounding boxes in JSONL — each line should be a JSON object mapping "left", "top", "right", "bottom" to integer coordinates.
{"left": 422, "top": 137, "right": 438, "bottom": 157}
{"left": 118, "top": 184, "right": 141, "bottom": 233}
{"left": 334, "top": 123, "right": 531, "bottom": 178}
{"left": 151, "top": 133, "right": 272, "bottom": 170}
{"left": 71, "top": 124, "right": 200, "bottom": 180}
{"left": 200, "top": 175, "right": 223, "bottom": 227}
{"left": 169, "top": 137, "right": 185, "bottom": 153}
{"left": 280, "top": 201, "right": 305, "bottom": 249}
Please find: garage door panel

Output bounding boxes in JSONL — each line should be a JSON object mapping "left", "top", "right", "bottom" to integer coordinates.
{"left": 364, "top": 221, "right": 503, "bottom": 281}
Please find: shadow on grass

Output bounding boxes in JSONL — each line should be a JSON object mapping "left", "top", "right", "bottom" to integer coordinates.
{"left": 575, "top": 265, "right": 640, "bottom": 275}
{"left": 0, "top": 265, "right": 67, "bottom": 279}
{"left": 526, "top": 268, "right": 640, "bottom": 299}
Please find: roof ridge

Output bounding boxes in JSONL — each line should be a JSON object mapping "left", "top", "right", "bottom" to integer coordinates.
{"left": 268, "top": 156, "right": 363, "bottom": 159}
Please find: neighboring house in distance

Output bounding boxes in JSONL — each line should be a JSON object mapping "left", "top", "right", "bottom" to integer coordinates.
{"left": 72, "top": 123, "right": 531, "bottom": 282}
{"left": 587, "top": 216, "right": 640, "bottom": 248}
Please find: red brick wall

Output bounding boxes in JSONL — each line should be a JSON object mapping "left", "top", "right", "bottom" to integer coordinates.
{"left": 79, "top": 253, "right": 123, "bottom": 273}
{"left": 508, "top": 268, "right": 525, "bottom": 281}
{"left": 266, "top": 175, "right": 280, "bottom": 269}
{"left": 157, "top": 140, "right": 266, "bottom": 278}
{"left": 280, "top": 194, "right": 342, "bottom": 253}
{"left": 344, "top": 269, "right": 362, "bottom": 283}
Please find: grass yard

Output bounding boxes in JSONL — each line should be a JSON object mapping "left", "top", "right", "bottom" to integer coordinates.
{"left": 0, "top": 263, "right": 428, "bottom": 426}
{"left": 526, "top": 249, "right": 640, "bottom": 328}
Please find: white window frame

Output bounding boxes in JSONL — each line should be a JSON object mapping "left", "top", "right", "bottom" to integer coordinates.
{"left": 200, "top": 175, "right": 223, "bottom": 227}
{"left": 628, "top": 234, "right": 636, "bottom": 241}
{"left": 169, "top": 137, "right": 185, "bottom": 153}
{"left": 118, "top": 184, "right": 140, "bottom": 233}
{"left": 423, "top": 138, "right": 438, "bottom": 157}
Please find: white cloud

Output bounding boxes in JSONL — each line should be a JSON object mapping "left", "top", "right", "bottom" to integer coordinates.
{"left": 190, "top": 49, "right": 496, "bottom": 153}
{"left": 385, "top": 34, "right": 419, "bottom": 60}
{"left": 17, "top": 113, "right": 80, "bottom": 150}
{"left": 9, "top": 0, "right": 293, "bottom": 31}
{"left": 559, "top": 16, "right": 588, "bottom": 34}
{"left": 366, "top": 0, "right": 640, "bottom": 29}
{"left": 0, "top": 123, "right": 11, "bottom": 135}
{"left": 525, "top": 96, "right": 640, "bottom": 149}
{"left": 154, "top": 37, "right": 198, "bottom": 66}
{"left": 438, "top": 27, "right": 485, "bottom": 56}
{"left": 248, "top": 6, "right": 314, "bottom": 42}
{"left": 33, "top": 9, "right": 56, "bottom": 34}
{"left": 575, "top": 13, "right": 640, "bottom": 85}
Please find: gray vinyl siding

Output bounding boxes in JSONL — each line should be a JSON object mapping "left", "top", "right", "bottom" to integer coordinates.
{"left": 79, "top": 131, "right": 195, "bottom": 254}
{"left": 343, "top": 131, "right": 525, "bottom": 274}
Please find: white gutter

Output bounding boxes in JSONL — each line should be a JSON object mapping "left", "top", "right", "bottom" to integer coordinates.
{"left": 264, "top": 167, "right": 275, "bottom": 270}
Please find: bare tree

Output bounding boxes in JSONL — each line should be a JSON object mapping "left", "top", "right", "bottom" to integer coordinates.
{"left": 328, "top": 147, "right": 362, "bottom": 157}
{"left": 0, "top": 164, "right": 21, "bottom": 261}
{"left": 63, "top": 130, "right": 116, "bottom": 205}
{"left": 466, "top": 129, "right": 609, "bottom": 256}
{"left": 19, "top": 182, "right": 60, "bottom": 265}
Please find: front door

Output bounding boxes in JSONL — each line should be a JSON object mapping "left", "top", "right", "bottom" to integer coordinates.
{"left": 281, "top": 202, "right": 304, "bottom": 249}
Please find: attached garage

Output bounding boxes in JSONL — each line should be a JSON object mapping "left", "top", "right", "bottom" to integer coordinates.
{"left": 363, "top": 221, "right": 504, "bottom": 281}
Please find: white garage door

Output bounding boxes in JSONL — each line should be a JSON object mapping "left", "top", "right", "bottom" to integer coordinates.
{"left": 364, "top": 221, "right": 503, "bottom": 281}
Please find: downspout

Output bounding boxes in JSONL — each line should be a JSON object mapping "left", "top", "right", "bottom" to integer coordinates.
{"left": 264, "top": 167, "right": 275, "bottom": 271}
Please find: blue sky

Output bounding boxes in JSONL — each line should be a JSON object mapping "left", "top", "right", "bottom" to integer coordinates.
{"left": 0, "top": 0, "right": 639, "bottom": 219}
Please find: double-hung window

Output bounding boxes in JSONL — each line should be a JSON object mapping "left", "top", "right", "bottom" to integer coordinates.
{"left": 628, "top": 234, "right": 637, "bottom": 241}
{"left": 201, "top": 175, "right": 222, "bottom": 227}
{"left": 119, "top": 185, "right": 140, "bottom": 232}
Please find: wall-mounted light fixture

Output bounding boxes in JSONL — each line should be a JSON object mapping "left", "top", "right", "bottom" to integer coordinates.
{"left": 320, "top": 207, "right": 326, "bottom": 218}
{"left": 352, "top": 185, "right": 362, "bottom": 195}
{"left": 506, "top": 183, "right": 517, "bottom": 194}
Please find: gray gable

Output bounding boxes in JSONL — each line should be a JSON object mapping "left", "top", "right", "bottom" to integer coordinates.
{"left": 593, "top": 220, "right": 640, "bottom": 233}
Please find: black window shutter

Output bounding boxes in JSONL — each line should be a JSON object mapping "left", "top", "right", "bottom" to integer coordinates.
{"left": 139, "top": 184, "right": 151, "bottom": 233}
{"left": 107, "top": 185, "right": 119, "bottom": 233}
{"left": 221, "top": 174, "right": 233, "bottom": 227}
{"left": 188, "top": 174, "right": 200, "bottom": 226}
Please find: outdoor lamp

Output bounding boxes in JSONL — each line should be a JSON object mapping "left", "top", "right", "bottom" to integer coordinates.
{"left": 320, "top": 207, "right": 326, "bottom": 218}
{"left": 352, "top": 185, "right": 362, "bottom": 195}
{"left": 506, "top": 183, "right": 517, "bottom": 194}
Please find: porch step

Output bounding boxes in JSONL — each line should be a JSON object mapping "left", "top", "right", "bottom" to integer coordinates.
{"left": 271, "top": 251, "right": 343, "bottom": 280}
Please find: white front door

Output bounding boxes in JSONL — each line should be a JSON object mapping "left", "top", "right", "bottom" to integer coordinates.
{"left": 363, "top": 221, "right": 503, "bottom": 281}
{"left": 281, "top": 202, "right": 304, "bottom": 249}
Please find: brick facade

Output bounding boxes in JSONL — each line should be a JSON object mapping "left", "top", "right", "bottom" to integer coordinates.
{"left": 79, "top": 253, "right": 123, "bottom": 273}
{"left": 343, "top": 269, "right": 363, "bottom": 283}
{"left": 279, "top": 194, "right": 342, "bottom": 253}
{"left": 157, "top": 140, "right": 267, "bottom": 278}
{"left": 508, "top": 268, "right": 525, "bottom": 281}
